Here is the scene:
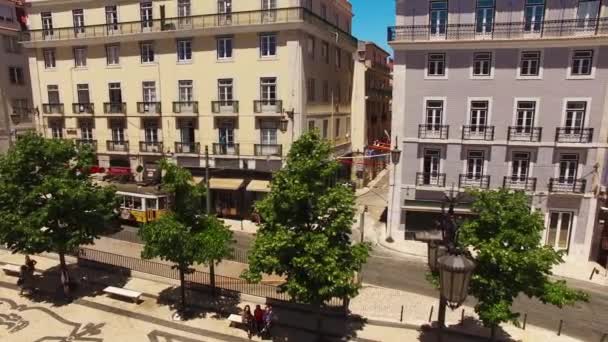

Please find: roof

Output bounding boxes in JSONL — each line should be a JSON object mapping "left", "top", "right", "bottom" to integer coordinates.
{"left": 95, "top": 180, "right": 167, "bottom": 196}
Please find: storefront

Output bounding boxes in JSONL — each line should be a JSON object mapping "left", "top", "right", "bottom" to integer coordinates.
{"left": 210, "top": 178, "right": 245, "bottom": 219}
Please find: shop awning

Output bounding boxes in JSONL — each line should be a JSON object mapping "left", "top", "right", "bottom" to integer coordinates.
{"left": 209, "top": 178, "right": 244, "bottom": 190}
{"left": 246, "top": 180, "right": 271, "bottom": 193}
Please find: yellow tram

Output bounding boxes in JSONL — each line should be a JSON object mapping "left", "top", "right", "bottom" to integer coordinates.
{"left": 114, "top": 183, "right": 169, "bottom": 224}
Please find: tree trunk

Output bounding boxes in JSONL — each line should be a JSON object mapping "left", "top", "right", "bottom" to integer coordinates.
{"left": 315, "top": 302, "right": 323, "bottom": 342}
{"left": 179, "top": 266, "right": 186, "bottom": 313}
{"left": 210, "top": 261, "right": 216, "bottom": 297}
{"left": 58, "top": 251, "right": 70, "bottom": 297}
{"left": 490, "top": 325, "right": 497, "bottom": 341}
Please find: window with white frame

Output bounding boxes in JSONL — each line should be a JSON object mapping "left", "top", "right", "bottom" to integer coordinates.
{"left": 469, "top": 101, "right": 488, "bottom": 132}
{"left": 260, "top": 34, "right": 277, "bottom": 57}
{"left": 307, "top": 78, "right": 315, "bottom": 102}
{"left": 179, "top": 80, "right": 193, "bottom": 102}
{"left": 144, "top": 119, "right": 159, "bottom": 143}
{"left": 50, "top": 120, "right": 63, "bottom": 139}
{"left": 308, "top": 120, "right": 315, "bottom": 132}
{"left": 218, "top": 79, "right": 233, "bottom": 102}
{"left": 73, "top": 47, "right": 87, "bottom": 67}
{"left": 524, "top": 0, "right": 545, "bottom": 32}
{"left": 475, "top": 0, "right": 495, "bottom": 34}
{"left": 178, "top": 0, "right": 191, "bottom": 18}
{"left": 466, "top": 150, "right": 485, "bottom": 179}
{"left": 427, "top": 53, "right": 446, "bottom": 76}
{"left": 140, "top": 41, "right": 155, "bottom": 63}
{"left": 335, "top": 47, "right": 341, "bottom": 68}
{"left": 511, "top": 152, "right": 530, "bottom": 182}
{"left": 72, "top": 9, "right": 85, "bottom": 34}
{"left": 43, "top": 48, "right": 56, "bottom": 69}
{"left": 260, "top": 77, "right": 277, "bottom": 102}
{"left": 79, "top": 119, "right": 94, "bottom": 140}
{"left": 105, "top": 6, "right": 118, "bottom": 31}
{"left": 77, "top": 84, "right": 90, "bottom": 104}
{"left": 108, "top": 83, "right": 122, "bottom": 103}
{"left": 140, "top": 2, "right": 153, "bottom": 29}
{"left": 571, "top": 50, "right": 593, "bottom": 76}
{"left": 177, "top": 39, "right": 192, "bottom": 62}
{"left": 322, "top": 41, "right": 329, "bottom": 64}
{"left": 472, "top": 52, "right": 492, "bottom": 76}
{"left": 218, "top": 119, "right": 235, "bottom": 146}
{"left": 564, "top": 101, "right": 586, "bottom": 133}
{"left": 41, "top": 12, "right": 53, "bottom": 37}
{"left": 546, "top": 211, "right": 574, "bottom": 251}
{"left": 515, "top": 101, "right": 536, "bottom": 133}
{"left": 217, "top": 36, "right": 233, "bottom": 59}
{"left": 3, "top": 35, "right": 20, "bottom": 53}
{"left": 47, "top": 85, "right": 60, "bottom": 104}
{"left": 520, "top": 51, "right": 541, "bottom": 76}
{"left": 558, "top": 154, "right": 579, "bottom": 184}
{"left": 425, "top": 100, "right": 443, "bottom": 130}
{"left": 422, "top": 149, "right": 441, "bottom": 184}
{"left": 111, "top": 119, "right": 126, "bottom": 142}
{"left": 260, "top": 120, "right": 278, "bottom": 145}
{"left": 106, "top": 44, "right": 120, "bottom": 65}
{"left": 142, "top": 82, "right": 157, "bottom": 103}
{"left": 8, "top": 66, "right": 24, "bottom": 85}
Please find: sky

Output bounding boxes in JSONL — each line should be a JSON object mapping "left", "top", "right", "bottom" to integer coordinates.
{"left": 350, "top": 0, "right": 394, "bottom": 54}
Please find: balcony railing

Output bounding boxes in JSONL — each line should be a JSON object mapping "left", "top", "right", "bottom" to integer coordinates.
{"left": 213, "top": 143, "right": 240, "bottom": 156}
{"left": 21, "top": 7, "right": 357, "bottom": 46}
{"left": 72, "top": 103, "right": 94, "bottom": 114}
{"left": 137, "top": 102, "right": 162, "bottom": 114}
{"left": 175, "top": 142, "right": 200, "bottom": 154}
{"left": 139, "top": 141, "right": 163, "bottom": 153}
{"left": 416, "top": 172, "right": 446, "bottom": 187}
{"left": 254, "top": 144, "right": 282, "bottom": 157}
{"left": 11, "top": 107, "right": 33, "bottom": 119}
{"left": 549, "top": 178, "right": 586, "bottom": 194}
{"left": 172, "top": 101, "right": 199, "bottom": 114}
{"left": 418, "top": 125, "right": 449, "bottom": 140}
{"left": 555, "top": 127, "right": 593, "bottom": 143}
{"left": 75, "top": 139, "right": 97, "bottom": 151}
{"left": 462, "top": 125, "right": 495, "bottom": 141}
{"left": 212, "top": 101, "right": 239, "bottom": 114}
{"left": 42, "top": 103, "right": 64, "bottom": 114}
{"left": 388, "top": 18, "right": 608, "bottom": 43}
{"left": 459, "top": 174, "right": 490, "bottom": 189}
{"left": 507, "top": 126, "right": 542, "bottom": 142}
{"left": 254, "top": 100, "right": 282, "bottom": 114}
{"left": 107, "top": 140, "right": 129, "bottom": 152}
{"left": 503, "top": 176, "right": 537, "bottom": 192}
{"left": 104, "top": 102, "right": 127, "bottom": 114}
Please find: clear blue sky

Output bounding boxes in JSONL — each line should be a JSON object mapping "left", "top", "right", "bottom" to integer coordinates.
{"left": 351, "top": 0, "right": 394, "bottom": 54}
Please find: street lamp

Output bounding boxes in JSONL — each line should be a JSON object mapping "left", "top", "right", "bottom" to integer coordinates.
{"left": 279, "top": 117, "right": 289, "bottom": 132}
{"left": 386, "top": 136, "right": 402, "bottom": 243}
{"left": 427, "top": 240, "right": 447, "bottom": 273}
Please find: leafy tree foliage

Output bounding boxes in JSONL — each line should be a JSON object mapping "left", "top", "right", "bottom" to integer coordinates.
{"left": 243, "top": 131, "right": 370, "bottom": 308}
{"left": 458, "top": 189, "right": 588, "bottom": 330}
{"left": 0, "top": 133, "right": 116, "bottom": 294}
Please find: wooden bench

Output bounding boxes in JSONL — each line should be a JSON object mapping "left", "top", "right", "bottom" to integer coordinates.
{"left": 2, "top": 264, "right": 21, "bottom": 276}
{"left": 228, "top": 314, "right": 244, "bottom": 327}
{"left": 103, "top": 286, "right": 142, "bottom": 303}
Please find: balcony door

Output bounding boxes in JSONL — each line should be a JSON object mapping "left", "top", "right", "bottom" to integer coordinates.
{"left": 511, "top": 152, "right": 530, "bottom": 182}
{"left": 105, "top": 6, "right": 119, "bottom": 33}
{"left": 144, "top": 120, "right": 159, "bottom": 143}
{"left": 140, "top": 2, "right": 153, "bottom": 31}
{"left": 261, "top": 0, "right": 277, "bottom": 22}
{"left": 469, "top": 101, "right": 488, "bottom": 134}
{"left": 218, "top": 0, "right": 232, "bottom": 24}
{"left": 515, "top": 101, "right": 535, "bottom": 134}
{"left": 41, "top": 12, "right": 53, "bottom": 38}
{"left": 576, "top": 0, "right": 600, "bottom": 32}
{"left": 429, "top": 1, "right": 448, "bottom": 37}
{"left": 80, "top": 119, "right": 93, "bottom": 141}
{"left": 524, "top": 0, "right": 545, "bottom": 33}
{"left": 475, "top": 0, "right": 495, "bottom": 36}
{"left": 564, "top": 101, "right": 585, "bottom": 135}
{"left": 466, "top": 151, "right": 484, "bottom": 180}
{"left": 546, "top": 211, "right": 573, "bottom": 251}
{"left": 559, "top": 154, "right": 578, "bottom": 184}
{"left": 423, "top": 149, "right": 440, "bottom": 185}
{"left": 111, "top": 121, "right": 125, "bottom": 143}
{"left": 426, "top": 100, "right": 443, "bottom": 131}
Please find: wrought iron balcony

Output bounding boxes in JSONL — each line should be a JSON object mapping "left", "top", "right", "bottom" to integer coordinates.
{"left": 11, "top": 107, "right": 33, "bottom": 118}
{"left": 507, "top": 126, "right": 542, "bottom": 142}
{"left": 212, "top": 101, "right": 239, "bottom": 114}
{"left": 103, "top": 102, "right": 127, "bottom": 114}
{"left": 418, "top": 125, "right": 449, "bottom": 140}
{"left": 106, "top": 140, "right": 129, "bottom": 152}
{"left": 462, "top": 125, "right": 495, "bottom": 141}
{"left": 175, "top": 142, "right": 200, "bottom": 154}
{"left": 42, "top": 103, "right": 64, "bottom": 115}
{"left": 503, "top": 176, "right": 537, "bottom": 192}
{"left": 75, "top": 139, "right": 97, "bottom": 151}
{"left": 555, "top": 127, "right": 593, "bottom": 143}
{"left": 388, "top": 18, "right": 608, "bottom": 43}
{"left": 549, "top": 178, "right": 586, "bottom": 194}
{"left": 416, "top": 172, "right": 446, "bottom": 187}
{"left": 72, "top": 103, "right": 94, "bottom": 114}
{"left": 137, "top": 102, "right": 162, "bottom": 114}
{"left": 254, "top": 144, "right": 282, "bottom": 157}
{"left": 254, "top": 100, "right": 282, "bottom": 114}
{"left": 212, "top": 143, "right": 239, "bottom": 156}
{"left": 459, "top": 174, "right": 490, "bottom": 189}
{"left": 172, "top": 101, "right": 199, "bottom": 114}
{"left": 139, "top": 141, "right": 163, "bottom": 153}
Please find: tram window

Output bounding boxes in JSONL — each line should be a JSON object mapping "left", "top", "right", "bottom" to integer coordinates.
{"left": 133, "top": 197, "right": 143, "bottom": 210}
{"left": 120, "top": 195, "right": 127, "bottom": 208}
{"left": 125, "top": 196, "right": 134, "bottom": 208}
{"left": 158, "top": 197, "right": 167, "bottom": 210}
{"left": 146, "top": 198, "right": 157, "bottom": 210}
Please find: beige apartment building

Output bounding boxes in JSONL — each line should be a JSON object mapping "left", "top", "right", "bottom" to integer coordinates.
{"left": 0, "top": 0, "right": 33, "bottom": 152}
{"left": 21, "top": 0, "right": 355, "bottom": 218}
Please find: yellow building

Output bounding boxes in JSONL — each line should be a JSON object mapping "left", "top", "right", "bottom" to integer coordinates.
{"left": 22, "top": 0, "right": 355, "bottom": 218}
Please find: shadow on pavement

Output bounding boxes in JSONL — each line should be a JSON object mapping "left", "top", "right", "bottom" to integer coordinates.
{"left": 418, "top": 319, "right": 514, "bottom": 342}
{"left": 156, "top": 285, "right": 241, "bottom": 321}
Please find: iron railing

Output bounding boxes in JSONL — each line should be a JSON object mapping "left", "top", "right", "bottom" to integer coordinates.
{"left": 549, "top": 178, "right": 586, "bottom": 193}
{"left": 139, "top": 141, "right": 163, "bottom": 153}
{"left": 213, "top": 143, "right": 240, "bottom": 156}
{"left": 72, "top": 103, "right": 94, "bottom": 114}
{"left": 462, "top": 125, "right": 495, "bottom": 141}
{"left": 137, "top": 102, "right": 162, "bottom": 114}
{"left": 212, "top": 100, "right": 239, "bottom": 114}
{"left": 172, "top": 101, "right": 199, "bottom": 114}
{"left": 416, "top": 172, "right": 446, "bottom": 187}
{"left": 104, "top": 102, "right": 127, "bottom": 114}
{"left": 459, "top": 174, "right": 490, "bottom": 189}
{"left": 175, "top": 142, "right": 200, "bottom": 154}
{"left": 75, "top": 139, "right": 97, "bottom": 151}
{"left": 507, "top": 126, "right": 542, "bottom": 142}
{"left": 254, "top": 100, "right": 282, "bottom": 114}
{"left": 388, "top": 18, "right": 608, "bottom": 42}
{"left": 418, "top": 125, "right": 449, "bottom": 140}
{"left": 42, "top": 103, "right": 64, "bottom": 114}
{"left": 254, "top": 144, "right": 282, "bottom": 157}
{"left": 555, "top": 127, "right": 593, "bottom": 143}
{"left": 106, "top": 140, "right": 129, "bottom": 152}
{"left": 503, "top": 176, "right": 537, "bottom": 192}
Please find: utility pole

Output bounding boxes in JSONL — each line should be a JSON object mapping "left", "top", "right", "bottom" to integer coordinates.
{"left": 205, "top": 146, "right": 216, "bottom": 295}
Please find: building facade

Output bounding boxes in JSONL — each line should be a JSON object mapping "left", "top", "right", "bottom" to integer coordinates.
{"left": 0, "top": 0, "right": 33, "bottom": 152}
{"left": 351, "top": 41, "right": 392, "bottom": 187}
{"left": 389, "top": 0, "right": 608, "bottom": 262}
{"left": 22, "top": 0, "right": 355, "bottom": 218}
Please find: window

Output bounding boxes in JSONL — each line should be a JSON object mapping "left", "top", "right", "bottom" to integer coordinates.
{"left": 144, "top": 119, "right": 159, "bottom": 143}
{"left": 80, "top": 119, "right": 94, "bottom": 140}
{"left": 511, "top": 152, "right": 530, "bottom": 182}
{"left": 109, "top": 83, "right": 122, "bottom": 103}
{"left": 140, "top": 42, "right": 155, "bottom": 63}
{"left": 218, "top": 79, "right": 233, "bottom": 101}
{"left": 422, "top": 149, "right": 441, "bottom": 184}
{"left": 177, "top": 39, "right": 192, "bottom": 62}
{"left": 260, "top": 34, "right": 277, "bottom": 57}
{"left": 260, "top": 120, "right": 278, "bottom": 145}
{"left": 307, "top": 35, "right": 315, "bottom": 58}
{"left": 74, "top": 47, "right": 87, "bottom": 67}
{"left": 546, "top": 211, "right": 573, "bottom": 251}
{"left": 524, "top": 0, "right": 545, "bottom": 32}
{"left": 111, "top": 119, "right": 126, "bottom": 142}
{"left": 0, "top": 4, "right": 14, "bottom": 22}
{"left": 43, "top": 49, "right": 56, "bottom": 69}
{"left": 218, "top": 119, "right": 234, "bottom": 145}
{"left": 3, "top": 35, "right": 20, "bottom": 53}
{"left": 47, "top": 85, "right": 60, "bottom": 104}
{"left": 77, "top": 84, "right": 90, "bottom": 104}
{"left": 559, "top": 154, "right": 579, "bottom": 184}
{"left": 472, "top": 52, "right": 492, "bottom": 77}
{"left": 50, "top": 120, "right": 63, "bottom": 139}
{"left": 476, "top": 0, "right": 495, "bottom": 34}
{"left": 469, "top": 101, "right": 488, "bottom": 132}
{"left": 515, "top": 101, "right": 536, "bottom": 132}
{"left": 106, "top": 44, "right": 120, "bottom": 65}
{"left": 11, "top": 99, "right": 29, "bottom": 114}
{"left": 466, "top": 150, "right": 485, "bottom": 178}
{"left": 307, "top": 78, "right": 315, "bottom": 102}
{"left": 8, "top": 67, "right": 24, "bottom": 85}
{"left": 217, "top": 37, "right": 233, "bottom": 59}
{"left": 41, "top": 12, "right": 53, "bottom": 37}
{"left": 427, "top": 53, "right": 446, "bottom": 76}
{"left": 571, "top": 50, "right": 593, "bottom": 76}
{"left": 142, "top": 81, "right": 157, "bottom": 103}
{"left": 322, "top": 80, "right": 329, "bottom": 102}
{"left": 261, "top": 0, "right": 277, "bottom": 22}
{"left": 321, "top": 42, "right": 329, "bottom": 64}
{"left": 177, "top": 0, "right": 191, "bottom": 26}
{"left": 321, "top": 4, "right": 327, "bottom": 19}
{"left": 425, "top": 100, "right": 443, "bottom": 130}
{"left": 179, "top": 80, "right": 193, "bottom": 102}
{"left": 429, "top": 1, "right": 448, "bottom": 35}
{"left": 577, "top": 0, "right": 600, "bottom": 31}
{"left": 520, "top": 51, "right": 541, "bottom": 77}
{"left": 335, "top": 47, "right": 341, "bottom": 68}
{"left": 105, "top": 6, "right": 118, "bottom": 31}
{"left": 322, "top": 119, "right": 329, "bottom": 138}
{"left": 73, "top": 9, "right": 85, "bottom": 34}
{"left": 564, "top": 101, "right": 586, "bottom": 132}
{"left": 140, "top": 2, "right": 153, "bottom": 29}
{"left": 260, "top": 77, "right": 277, "bottom": 101}
{"left": 335, "top": 118, "right": 341, "bottom": 138}
{"left": 308, "top": 120, "right": 315, "bottom": 132}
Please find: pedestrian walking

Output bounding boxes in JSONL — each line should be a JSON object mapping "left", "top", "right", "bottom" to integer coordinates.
{"left": 254, "top": 304, "right": 264, "bottom": 334}
{"left": 261, "top": 305, "right": 274, "bottom": 338}
{"left": 17, "top": 265, "right": 27, "bottom": 295}
{"left": 25, "top": 255, "right": 37, "bottom": 272}
{"left": 242, "top": 305, "right": 254, "bottom": 339}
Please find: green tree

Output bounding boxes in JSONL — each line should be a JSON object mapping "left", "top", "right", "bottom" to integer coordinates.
{"left": 457, "top": 189, "right": 588, "bottom": 337}
{"left": 0, "top": 133, "right": 116, "bottom": 295}
{"left": 139, "top": 160, "right": 232, "bottom": 313}
{"left": 243, "top": 131, "right": 370, "bottom": 333}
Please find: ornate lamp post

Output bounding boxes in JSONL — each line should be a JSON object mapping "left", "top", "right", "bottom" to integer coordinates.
{"left": 386, "top": 136, "right": 401, "bottom": 243}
